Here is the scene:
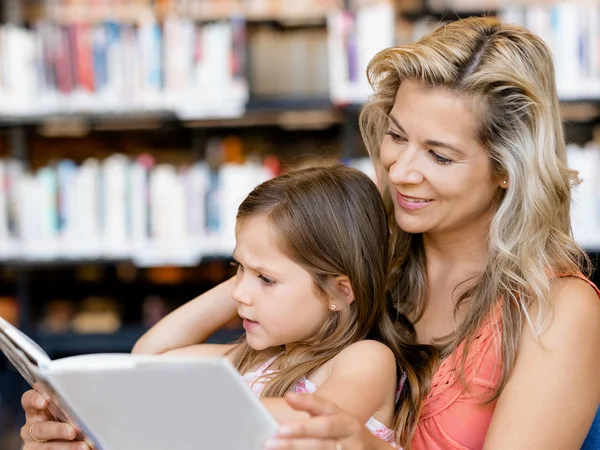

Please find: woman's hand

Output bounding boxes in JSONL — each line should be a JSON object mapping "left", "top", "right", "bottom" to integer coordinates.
{"left": 21, "top": 387, "right": 90, "bottom": 450}
{"left": 265, "top": 393, "right": 392, "bottom": 450}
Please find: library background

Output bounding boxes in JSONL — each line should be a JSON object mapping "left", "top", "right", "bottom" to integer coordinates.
{"left": 0, "top": 0, "right": 599, "bottom": 447}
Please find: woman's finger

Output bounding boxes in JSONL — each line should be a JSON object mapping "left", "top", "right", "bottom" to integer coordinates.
{"left": 24, "top": 412, "right": 53, "bottom": 428}
{"left": 277, "top": 415, "right": 363, "bottom": 440}
{"left": 265, "top": 437, "right": 337, "bottom": 450}
{"left": 22, "top": 390, "right": 48, "bottom": 415}
{"left": 21, "top": 421, "right": 78, "bottom": 443}
{"left": 284, "top": 393, "right": 340, "bottom": 417}
{"left": 24, "top": 442, "right": 91, "bottom": 450}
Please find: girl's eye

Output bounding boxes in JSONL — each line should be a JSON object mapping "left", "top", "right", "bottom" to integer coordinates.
{"left": 258, "top": 275, "right": 275, "bottom": 286}
{"left": 385, "top": 130, "right": 406, "bottom": 143}
{"left": 429, "top": 150, "right": 453, "bottom": 165}
{"left": 230, "top": 261, "right": 243, "bottom": 272}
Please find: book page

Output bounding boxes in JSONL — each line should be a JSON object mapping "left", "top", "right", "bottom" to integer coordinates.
{"left": 48, "top": 352, "right": 199, "bottom": 371}
{"left": 0, "top": 329, "right": 41, "bottom": 387}
{"left": 44, "top": 357, "right": 278, "bottom": 450}
{"left": 0, "top": 317, "right": 90, "bottom": 444}
{"left": 0, "top": 315, "right": 51, "bottom": 368}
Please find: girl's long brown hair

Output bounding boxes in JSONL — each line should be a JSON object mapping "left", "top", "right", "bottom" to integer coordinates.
{"left": 229, "top": 164, "right": 437, "bottom": 447}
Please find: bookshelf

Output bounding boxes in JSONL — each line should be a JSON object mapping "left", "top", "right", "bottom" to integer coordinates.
{"left": 0, "top": 4, "right": 598, "bottom": 444}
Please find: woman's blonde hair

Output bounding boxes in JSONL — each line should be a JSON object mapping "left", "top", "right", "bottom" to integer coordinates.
{"left": 229, "top": 165, "right": 437, "bottom": 447}
{"left": 360, "top": 15, "right": 591, "bottom": 431}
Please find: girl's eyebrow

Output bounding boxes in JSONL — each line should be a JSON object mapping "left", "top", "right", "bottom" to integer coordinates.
{"left": 232, "top": 253, "right": 280, "bottom": 276}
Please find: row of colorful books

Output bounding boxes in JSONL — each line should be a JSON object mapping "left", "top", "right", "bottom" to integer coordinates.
{"left": 0, "top": 143, "right": 597, "bottom": 266}
{"left": 0, "top": 18, "right": 247, "bottom": 119}
{"left": 0, "top": 150, "right": 376, "bottom": 266}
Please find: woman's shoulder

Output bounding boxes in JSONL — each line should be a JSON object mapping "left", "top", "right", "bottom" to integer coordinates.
{"left": 549, "top": 273, "right": 600, "bottom": 304}
{"left": 543, "top": 274, "right": 600, "bottom": 345}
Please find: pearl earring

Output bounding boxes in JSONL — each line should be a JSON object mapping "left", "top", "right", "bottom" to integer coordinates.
{"left": 503, "top": 180, "right": 507, "bottom": 185}
{"left": 330, "top": 304, "right": 337, "bottom": 311}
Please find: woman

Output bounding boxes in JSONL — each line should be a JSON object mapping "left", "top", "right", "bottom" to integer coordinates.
{"left": 21, "top": 17, "right": 600, "bottom": 450}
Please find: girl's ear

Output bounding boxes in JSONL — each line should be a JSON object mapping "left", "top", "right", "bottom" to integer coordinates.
{"left": 330, "top": 275, "right": 355, "bottom": 309}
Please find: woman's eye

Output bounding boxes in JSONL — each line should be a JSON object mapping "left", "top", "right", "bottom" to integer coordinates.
{"left": 429, "top": 150, "right": 453, "bottom": 165}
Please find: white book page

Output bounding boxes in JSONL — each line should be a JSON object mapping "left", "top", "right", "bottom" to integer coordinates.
{"left": 0, "top": 315, "right": 50, "bottom": 367}
{"left": 44, "top": 358, "right": 278, "bottom": 450}
{"left": 46, "top": 353, "right": 197, "bottom": 372}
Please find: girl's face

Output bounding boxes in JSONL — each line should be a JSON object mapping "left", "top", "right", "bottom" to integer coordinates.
{"left": 380, "top": 80, "right": 505, "bottom": 241}
{"left": 231, "top": 215, "right": 330, "bottom": 351}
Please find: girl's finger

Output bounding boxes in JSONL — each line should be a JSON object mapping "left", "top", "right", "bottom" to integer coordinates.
{"left": 24, "top": 442, "right": 91, "bottom": 450}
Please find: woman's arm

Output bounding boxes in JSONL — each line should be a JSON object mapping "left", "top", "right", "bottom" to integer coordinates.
{"left": 265, "top": 394, "right": 394, "bottom": 450}
{"left": 132, "top": 277, "right": 238, "bottom": 355}
{"left": 484, "top": 278, "right": 600, "bottom": 449}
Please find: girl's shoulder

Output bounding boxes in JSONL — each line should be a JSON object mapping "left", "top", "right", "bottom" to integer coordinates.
{"left": 311, "top": 340, "right": 397, "bottom": 386}
{"left": 335, "top": 339, "right": 397, "bottom": 364}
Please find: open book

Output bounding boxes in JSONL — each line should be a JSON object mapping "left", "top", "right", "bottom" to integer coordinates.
{"left": 0, "top": 316, "right": 278, "bottom": 450}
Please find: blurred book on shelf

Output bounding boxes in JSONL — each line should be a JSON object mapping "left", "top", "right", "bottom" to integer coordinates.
{"left": 568, "top": 143, "right": 600, "bottom": 251}
{"left": 327, "top": 1, "right": 395, "bottom": 104}
{"left": 501, "top": 2, "right": 600, "bottom": 101}
{"left": 249, "top": 26, "right": 329, "bottom": 100}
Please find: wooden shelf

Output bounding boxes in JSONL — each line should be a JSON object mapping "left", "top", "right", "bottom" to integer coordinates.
{"left": 43, "top": 6, "right": 336, "bottom": 26}
{"left": 0, "top": 98, "right": 342, "bottom": 132}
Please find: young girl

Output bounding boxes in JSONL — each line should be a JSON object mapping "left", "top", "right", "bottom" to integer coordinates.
{"left": 155, "top": 164, "right": 434, "bottom": 447}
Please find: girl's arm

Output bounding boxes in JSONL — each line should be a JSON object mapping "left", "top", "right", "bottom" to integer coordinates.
{"left": 161, "top": 343, "right": 237, "bottom": 358}
{"left": 484, "top": 278, "right": 600, "bottom": 449}
{"left": 262, "top": 340, "right": 398, "bottom": 425}
{"left": 132, "top": 277, "right": 238, "bottom": 355}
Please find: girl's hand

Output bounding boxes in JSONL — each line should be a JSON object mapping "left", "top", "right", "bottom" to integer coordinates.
{"left": 20, "top": 387, "right": 90, "bottom": 450}
{"left": 265, "top": 393, "right": 391, "bottom": 450}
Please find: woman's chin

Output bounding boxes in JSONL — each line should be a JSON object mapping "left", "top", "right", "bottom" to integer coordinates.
{"left": 395, "top": 214, "right": 431, "bottom": 234}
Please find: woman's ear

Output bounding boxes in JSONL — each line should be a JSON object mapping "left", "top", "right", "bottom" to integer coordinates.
{"left": 331, "top": 275, "right": 355, "bottom": 308}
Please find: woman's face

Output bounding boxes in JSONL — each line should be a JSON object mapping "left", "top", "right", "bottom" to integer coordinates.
{"left": 380, "top": 80, "right": 504, "bottom": 239}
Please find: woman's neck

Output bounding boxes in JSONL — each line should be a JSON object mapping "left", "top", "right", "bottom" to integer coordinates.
{"left": 423, "top": 230, "right": 488, "bottom": 270}
{"left": 422, "top": 210, "right": 493, "bottom": 270}
{"left": 412, "top": 231, "right": 489, "bottom": 342}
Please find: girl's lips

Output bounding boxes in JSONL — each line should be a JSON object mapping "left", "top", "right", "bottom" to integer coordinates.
{"left": 243, "top": 318, "right": 259, "bottom": 331}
